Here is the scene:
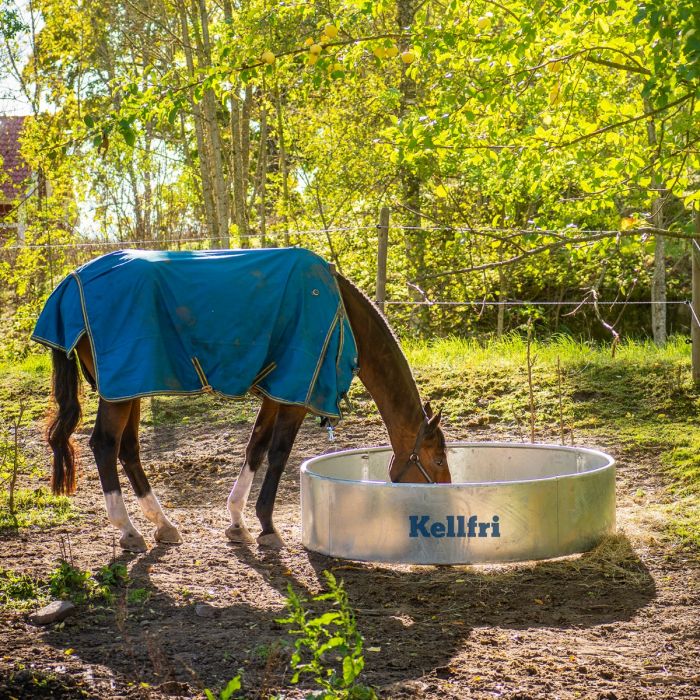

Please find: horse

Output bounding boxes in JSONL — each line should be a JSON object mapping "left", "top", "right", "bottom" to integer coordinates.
{"left": 42, "top": 253, "right": 451, "bottom": 552}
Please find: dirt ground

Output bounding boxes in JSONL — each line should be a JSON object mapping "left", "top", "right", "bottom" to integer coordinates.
{"left": 1, "top": 404, "right": 699, "bottom": 699}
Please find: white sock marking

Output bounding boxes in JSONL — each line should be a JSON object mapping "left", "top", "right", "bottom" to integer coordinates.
{"left": 227, "top": 463, "right": 255, "bottom": 528}
{"left": 138, "top": 491, "right": 174, "bottom": 529}
{"left": 104, "top": 491, "right": 141, "bottom": 538}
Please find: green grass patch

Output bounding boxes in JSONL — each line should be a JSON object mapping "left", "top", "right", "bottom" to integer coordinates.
{"left": 0, "top": 568, "right": 47, "bottom": 610}
{"left": 142, "top": 392, "right": 257, "bottom": 427}
{"left": 0, "top": 487, "right": 77, "bottom": 530}
{"left": 0, "top": 353, "right": 53, "bottom": 422}
{"left": 0, "top": 560, "right": 131, "bottom": 610}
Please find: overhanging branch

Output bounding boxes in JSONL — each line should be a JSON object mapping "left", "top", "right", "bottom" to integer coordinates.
{"left": 417, "top": 227, "right": 691, "bottom": 280}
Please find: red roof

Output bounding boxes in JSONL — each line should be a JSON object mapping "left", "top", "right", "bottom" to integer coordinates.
{"left": 0, "top": 116, "right": 31, "bottom": 202}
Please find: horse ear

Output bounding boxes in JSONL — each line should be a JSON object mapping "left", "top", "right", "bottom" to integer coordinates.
{"left": 426, "top": 407, "right": 442, "bottom": 432}
{"left": 424, "top": 401, "right": 433, "bottom": 418}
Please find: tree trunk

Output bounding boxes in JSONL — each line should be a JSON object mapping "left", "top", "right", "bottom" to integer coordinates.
{"left": 251, "top": 88, "right": 269, "bottom": 245}
{"left": 126, "top": 162, "right": 144, "bottom": 240}
{"left": 692, "top": 208, "right": 700, "bottom": 385}
{"left": 645, "top": 103, "right": 666, "bottom": 345}
{"left": 274, "top": 80, "right": 291, "bottom": 247}
{"left": 179, "top": 5, "right": 219, "bottom": 242}
{"left": 497, "top": 265, "right": 506, "bottom": 336}
{"left": 651, "top": 197, "right": 667, "bottom": 344}
{"left": 223, "top": 0, "right": 249, "bottom": 245}
{"left": 193, "top": 0, "right": 229, "bottom": 247}
{"left": 397, "top": 0, "right": 426, "bottom": 329}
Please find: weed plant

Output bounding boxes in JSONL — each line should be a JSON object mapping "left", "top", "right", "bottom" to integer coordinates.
{"left": 277, "top": 571, "right": 377, "bottom": 699}
{"left": 0, "top": 560, "right": 130, "bottom": 610}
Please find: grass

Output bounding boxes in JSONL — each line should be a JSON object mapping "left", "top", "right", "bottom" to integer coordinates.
{"left": 0, "top": 560, "right": 130, "bottom": 610}
{"left": 0, "top": 487, "right": 77, "bottom": 530}
{"left": 0, "top": 568, "right": 46, "bottom": 610}
{"left": 1, "top": 337, "right": 699, "bottom": 548}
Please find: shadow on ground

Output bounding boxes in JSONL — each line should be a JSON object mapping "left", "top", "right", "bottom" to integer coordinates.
{"left": 29, "top": 533, "right": 655, "bottom": 698}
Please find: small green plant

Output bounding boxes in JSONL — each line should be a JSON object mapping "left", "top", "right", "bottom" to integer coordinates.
{"left": 47, "top": 560, "right": 116, "bottom": 604}
{"left": 277, "top": 571, "right": 377, "bottom": 699}
{"left": 0, "top": 401, "right": 28, "bottom": 525}
{"left": 251, "top": 643, "right": 273, "bottom": 661}
{"left": 0, "top": 568, "right": 47, "bottom": 610}
{"left": 204, "top": 675, "right": 242, "bottom": 700}
{"left": 1, "top": 559, "right": 136, "bottom": 610}
{"left": 49, "top": 560, "right": 99, "bottom": 604}
{"left": 96, "top": 562, "right": 129, "bottom": 588}
{"left": 126, "top": 588, "right": 150, "bottom": 605}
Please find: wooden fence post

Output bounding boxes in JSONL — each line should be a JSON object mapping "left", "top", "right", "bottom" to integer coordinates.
{"left": 692, "top": 207, "right": 700, "bottom": 386}
{"left": 376, "top": 206, "right": 390, "bottom": 313}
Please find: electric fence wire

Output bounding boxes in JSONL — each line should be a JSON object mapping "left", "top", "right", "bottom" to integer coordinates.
{"left": 0, "top": 225, "right": 672, "bottom": 251}
{"left": 8, "top": 299, "right": 693, "bottom": 321}
{"left": 0, "top": 227, "right": 378, "bottom": 250}
{"left": 383, "top": 300, "right": 691, "bottom": 306}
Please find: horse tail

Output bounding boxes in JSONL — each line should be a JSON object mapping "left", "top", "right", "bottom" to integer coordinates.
{"left": 48, "top": 348, "right": 82, "bottom": 495}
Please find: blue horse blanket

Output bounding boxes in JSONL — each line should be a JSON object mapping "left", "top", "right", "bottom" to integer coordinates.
{"left": 32, "top": 248, "right": 359, "bottom": 418}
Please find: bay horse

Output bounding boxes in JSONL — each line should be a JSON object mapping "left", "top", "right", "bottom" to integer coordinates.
{"left": 46, "top": 272, "right": 450, "bottom": 552}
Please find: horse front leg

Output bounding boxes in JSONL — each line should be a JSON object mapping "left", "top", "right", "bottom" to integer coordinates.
{"left": 225, "top": 398, "right": 279, "bottom": 543}
{"left": 91, "top": 399, "right": 147, "bottom": 553}
{"left": 119, "top": 399, "right": 181, "bottom": 545}
{"left": 256, "top": 405, "right": 307, "bottom": 549}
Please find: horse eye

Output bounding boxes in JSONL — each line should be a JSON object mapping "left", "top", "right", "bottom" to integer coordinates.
{"left": 436, "top": 459, "right": 443, "bottom": 466}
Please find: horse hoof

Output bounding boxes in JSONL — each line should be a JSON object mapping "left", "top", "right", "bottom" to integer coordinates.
{"left": 225, "top": 524, "right": 255, "bottom": 544}
{"left": 257, "top": 531, "right": 286, "bottom": 549}
{"left": 120, "top": 532, "right": 147, "bottom": 553}
{"left": 155, "top": 524, "right": 182, "bottom": 544}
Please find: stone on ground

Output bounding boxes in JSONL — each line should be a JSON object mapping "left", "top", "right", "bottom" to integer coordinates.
{"left": 28, "top": 600, "right": 76, "bottom": 625}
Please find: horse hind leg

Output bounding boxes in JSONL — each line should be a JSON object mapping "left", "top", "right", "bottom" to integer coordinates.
{"left": 226, "top": 398, "right": 279, "bottom": 543}
{"left": 256, "top": 405, "right": 307, "bottom": 549}
{"left": 119, "top": 399, "right": 181, "bottom": 545}
{"left": 91, "top": 399, "right": 147, "bottom": 553}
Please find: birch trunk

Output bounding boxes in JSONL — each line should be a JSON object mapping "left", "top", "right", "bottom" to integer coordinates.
{"left": 223, "top": 0, "right": 249, "bottom": 245}
{"left": 126, "top": 162, "right": 144, "bottom": 240}
{"left": 497, "top": 265, "right": 506, "bottom": 337}
{"left": 252, "top": 89, "right": 269, "bottom": 245}
{"left": 179, "top": 5, "right": 219, "bottom": 242}
{"left": 193, "top": 0, "right": 229, "bottom": 247}
{"left": 274, "top": 81, "right": 290, "bottom": 247}
{"left": 397, "top": 0, "right": 426, "bottom": 329}
{"left": 645, "top": 105, "right": 666, "bottom": 345}
{"left": 651, "top": 195, "right": 667, "bottom": 344}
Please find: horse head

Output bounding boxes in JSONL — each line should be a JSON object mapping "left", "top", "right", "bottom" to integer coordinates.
{"left": 389, "top": 402, "right": 451, "bottom": 484}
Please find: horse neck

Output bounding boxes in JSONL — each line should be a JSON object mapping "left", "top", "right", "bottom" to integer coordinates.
{"left": 337, "top": 275, "right": 424, "bottom": 455}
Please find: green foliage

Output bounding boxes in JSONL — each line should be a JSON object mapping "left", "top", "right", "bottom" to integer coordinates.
{"left": 0, "top": 487, "right": 76, "bottom": 530}
{"left": 0, "top": 568, "right": 46, "bottom": 610}
{"left": 95, "top": 562, "right": 129, "bottom": 589}
{"left": 1, "top": 0, "right": 698, "bottom": 344}
{"left": 48, "top": 560, "right": 109, "bottom": 605}
{"left": 1, "top": 559, "right": 138, "bottom": 611}
{"left": 48, "top": 559, "right": 132, "bottom": 605}
{"left": 126, "top": 588, "right": 150, "bottom": 606}
{"left": 0, "top": 2, "right": 27, "bottom": 40}
{"left": 277, "top": 571, "right": 377, "bottom": 699}
{"left": 204, "top": 676, "right": 242, "bottom": 700}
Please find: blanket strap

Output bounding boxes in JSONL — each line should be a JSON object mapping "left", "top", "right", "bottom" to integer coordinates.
{"left": 191, "top": 357, "right": 213, "bottom": 393}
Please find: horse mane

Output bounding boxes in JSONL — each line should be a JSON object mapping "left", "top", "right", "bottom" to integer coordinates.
{"left": 335, "top": 273, "right": 416, "bottom": 379}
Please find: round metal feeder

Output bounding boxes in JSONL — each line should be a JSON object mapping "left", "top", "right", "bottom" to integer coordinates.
{"left": 301, "top": 442, "right": 616, "bottom": 565}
